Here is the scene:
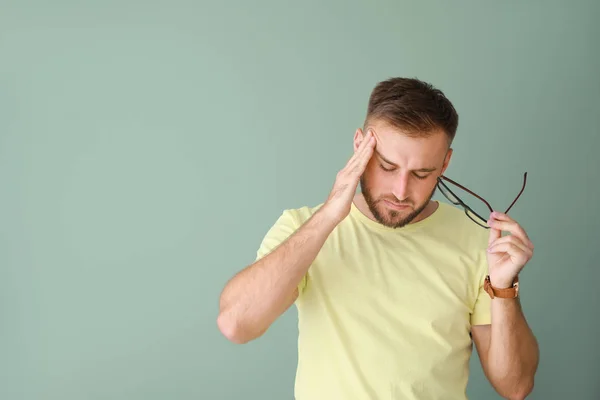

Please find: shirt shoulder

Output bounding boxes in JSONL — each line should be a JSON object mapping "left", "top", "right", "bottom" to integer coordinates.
{"left": 254, "top": 203, "right": 324, "bottom": 261}
{"left": 435, "top": 201, "right": 489, "bottom": 249}
{"left": 285, "top": 202, "right": 324, "bottom": 224}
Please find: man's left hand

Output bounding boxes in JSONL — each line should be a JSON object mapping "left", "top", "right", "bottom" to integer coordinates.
{"left": 486, "top": 211, "right": 534, "bottom": 288}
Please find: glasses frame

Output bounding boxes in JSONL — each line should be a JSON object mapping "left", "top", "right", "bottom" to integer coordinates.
{"left": 436, "top": 172, "right": 528, "bottom": 229}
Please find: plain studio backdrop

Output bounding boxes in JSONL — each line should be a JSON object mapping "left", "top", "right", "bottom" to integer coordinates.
{"left": 1, "top": 1, "right": 598, "bottom": 399}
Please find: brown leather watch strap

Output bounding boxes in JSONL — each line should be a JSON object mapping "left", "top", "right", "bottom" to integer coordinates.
{"left": 484, "top": 275, "right": 519, "bottom": 299}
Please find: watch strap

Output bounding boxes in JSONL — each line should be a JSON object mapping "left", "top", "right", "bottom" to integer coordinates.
{"left": 484, "top": 275, "right": 519, "bottom": 299}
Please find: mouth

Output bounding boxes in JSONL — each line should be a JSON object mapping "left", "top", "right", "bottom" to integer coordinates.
{"left": 383, "top": 199, "right": 411, "bottom": 211}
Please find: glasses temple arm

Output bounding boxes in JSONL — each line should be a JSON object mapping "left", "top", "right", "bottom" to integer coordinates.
{"left": 504, "top": 172, "right": 528, "bottom": 214}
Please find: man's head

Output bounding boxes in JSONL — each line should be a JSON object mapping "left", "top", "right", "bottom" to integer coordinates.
{"left": 355, "top": 77, "right": 459, "bottom": 228}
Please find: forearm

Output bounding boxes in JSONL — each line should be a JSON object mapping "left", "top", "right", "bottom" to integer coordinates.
{"left": 488, "top": 298, "right": 539, "bottom": 398}
{"left": 218, "top": 208, "right": 338, "bottom": 343}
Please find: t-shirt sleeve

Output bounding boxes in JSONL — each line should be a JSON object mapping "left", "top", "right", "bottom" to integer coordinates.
{"left": 470, "top": 279, "right": 492, "bottom": 325}
{"left": 470, "top": 249, "right": 492, "bottom": 326}
{"left": 255, "top": 209, "right": 307, "bottom": 295}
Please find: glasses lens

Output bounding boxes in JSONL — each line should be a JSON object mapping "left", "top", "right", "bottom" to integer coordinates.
{"left": 438, "top": 182, "right": 461, "bottom": 205}
{"left": 466, "top": 208, "right": 489, "bottom": 228}
{"left": 441, "top": 182, "right": 492, "bottom": 224}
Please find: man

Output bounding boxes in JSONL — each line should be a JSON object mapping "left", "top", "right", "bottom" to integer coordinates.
{"left": 217, "top": 77, "right": 539, "bottom": 399}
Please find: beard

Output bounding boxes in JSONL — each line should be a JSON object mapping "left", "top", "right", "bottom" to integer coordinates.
{"left": 359, "top": 174, "right": 437, "bottom": 229}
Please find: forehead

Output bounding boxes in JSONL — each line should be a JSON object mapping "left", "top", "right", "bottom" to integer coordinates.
{"left": 367, "top": 120, "right": 449, "bottom": 165}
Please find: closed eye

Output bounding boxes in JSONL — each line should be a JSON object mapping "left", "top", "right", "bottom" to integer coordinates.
{"left": 379, "top": 163, "right": 396, "bottom": 172}
{"left": 379, "top": 162, "right": 433, "bottom": 179}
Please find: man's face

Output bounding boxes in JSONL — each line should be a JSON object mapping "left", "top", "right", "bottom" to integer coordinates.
{"left": 356, "top": 119, "right": 452, "bottom": 228}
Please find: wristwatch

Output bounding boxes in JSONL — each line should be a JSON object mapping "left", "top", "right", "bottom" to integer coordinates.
{"left": 484, "top": 275, "right": 519, "bottom": 299}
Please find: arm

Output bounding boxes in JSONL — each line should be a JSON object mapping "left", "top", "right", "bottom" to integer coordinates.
{"left": 217, "top": 208, "right": 338, "bottom": 344}
{"left": 472, "top": 299, "right": 539, "bottom": 399}
{"left": 472, "top": 210, "right": 539, "bottom": 399}
{"left": 217, "top": 128, "right": 376, "bottom": 344}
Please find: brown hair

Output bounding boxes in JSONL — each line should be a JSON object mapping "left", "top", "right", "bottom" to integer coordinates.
{"left": 364, "top": 77, "right": 459, "bottom": 145}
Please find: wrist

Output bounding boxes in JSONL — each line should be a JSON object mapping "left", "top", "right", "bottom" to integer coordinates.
{"left": 316, "top": 204, "right": 346, "bottom": 227}
{"left": 484, "top": 274, "right": 520, "bottom": 299}
{"left": 314, "top": 206, "right": 344, "bottom": 231}
{"left": 489, "top": 277, "right": 515, "bottom": 289}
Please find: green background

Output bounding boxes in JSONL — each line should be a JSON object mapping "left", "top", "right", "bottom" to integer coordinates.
{"left": 1, "top": 1, "right": 598, "bottom": 399}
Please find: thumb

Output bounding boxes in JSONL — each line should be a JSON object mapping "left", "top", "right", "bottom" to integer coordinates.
{"left": 488, "top": 213, "right": 501, "bottom": 246}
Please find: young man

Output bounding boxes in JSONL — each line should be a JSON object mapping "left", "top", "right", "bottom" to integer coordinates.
{"left": 217, "top": 77, "right": 539, "bottom": 399}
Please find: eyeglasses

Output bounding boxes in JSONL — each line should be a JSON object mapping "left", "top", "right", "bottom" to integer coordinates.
{"left": 436, "top": 172, "right": 527, "bottom": 229}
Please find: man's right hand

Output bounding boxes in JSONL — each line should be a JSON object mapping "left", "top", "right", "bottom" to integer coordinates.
{"left": 218, "top": 129, "right": 376, "bottom": 344}
{"left": 321, "top": 129, "right": 376, "bottom": 224}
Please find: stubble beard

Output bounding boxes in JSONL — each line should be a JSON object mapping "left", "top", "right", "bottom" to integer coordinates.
{"left": 359, "top": 174, "right": 437, "bottom": 229}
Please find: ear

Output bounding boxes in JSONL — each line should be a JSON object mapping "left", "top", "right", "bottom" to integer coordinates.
{"left": 440, "top": 148, "right": 453, "bottom": 175}
{"left": 353, "top": 128, "right": 365, "bottom": 152}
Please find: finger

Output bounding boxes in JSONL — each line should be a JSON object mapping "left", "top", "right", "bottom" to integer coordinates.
{"left": 346, "top": 130, "right": 373, "bottom": 170}
{"left": 356, "top": 136, "right": 376, "bottom": 168}
{"left": 487, "top": 217, "right": 532, "bottom": 248}
{"left": 350, "top": 145, "right": 374, "bottom": 178}
{"left": 488, "top": 235, "right": 529, "bottom": 251}
{"left": 490, "top": 211, "right": 514, "bottom": 222}
{"left": 347, "top": 132, "right": 375, "bottom": 173}
{"left": 354, "top": 133, "right": 375, "bottom": 163}
{"left": 355, "top": 129, "right": 374, "bottom": 154}
{"left": 488, "top": 224, "right": 501, "bottom": 246}
{"left": 487, "top": 241, "right": 533, "bottom": 261}
{"left": 490, "top": 212, "right": 533, "bottom": 246}
{"left": 357, "top": 130, "right": 376, "bottom": 158}
{"left": 488, "top": 235, "right": 531, "bottom": 253}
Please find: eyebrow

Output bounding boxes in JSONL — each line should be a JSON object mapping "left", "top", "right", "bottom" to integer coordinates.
{"left": 375, "top": 149, "right": 437, "bottom": 173}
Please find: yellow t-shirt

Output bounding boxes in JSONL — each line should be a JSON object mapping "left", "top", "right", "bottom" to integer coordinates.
{"left": 255, "top": 200, "right": 492, "bottom": 400}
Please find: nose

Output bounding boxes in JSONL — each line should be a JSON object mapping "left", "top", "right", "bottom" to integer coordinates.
{"left": 391, "top": 173, "right": 410, "bottom": 202}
